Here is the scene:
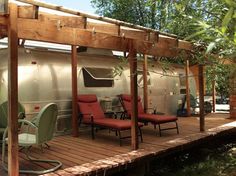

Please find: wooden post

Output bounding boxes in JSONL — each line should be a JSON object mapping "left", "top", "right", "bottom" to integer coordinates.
{"left": 71, "top": 45, "right": 78, "bottom": 137}
{"left": 8, "top": 3, "right": 19, "bottom": 176}
{"left": 129, "top": 42, "right": 138, "bottom": 150}
{"left": 185, "top": 59, "right": 191, "bottom": 116}
{"left": 143, "top": 55, "right": 148, "bottom": 113}
{"left": 212, "top": 79, "right": 216, "bottom": 112}
{"left": 198, "top": 64, "right": 205, "bottom": 131}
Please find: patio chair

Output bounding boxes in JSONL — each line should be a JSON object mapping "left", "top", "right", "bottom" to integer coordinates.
{"left": 118, "top": 94, "right": 179, "bottom": 136}
{"left": 0, "top": 101, "right": 25, "bottom": 138}
{"left": 2, "top": 103, "right": 62, "bottom": 174}
{"left": 77, "top": 94, "right": 143, "bottom": 145}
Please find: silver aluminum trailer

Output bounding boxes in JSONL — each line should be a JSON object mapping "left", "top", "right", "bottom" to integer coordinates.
{"left": 0, "top": 46, "right": 197, "bottom": 133}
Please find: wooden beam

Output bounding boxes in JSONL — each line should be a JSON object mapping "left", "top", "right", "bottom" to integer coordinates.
{"left": 143, "top": 55, "right": 148, "bottom": 113}
{"left": 87, "top": 21, "right": 119, "bottom": 36}
{"left": 16, "top": 18, "right": 178, "bottom": 57}
{"left": 39, "top": 13, "right": 85, "bottom": 29}
{"left": 8, "top": 3, "right": 19, "bottom": 176}
{"left": 15, "top": 7, "right": 193, "bottom": 51}
{"left": 0, "top": 25, "right": 7, "bottom": 38}
{"left": 212, "top": 79, "right": 216, "bottom": 112}
{"left": 16, "top": 0, "right": 179, "bottom": 39}
{"left": 18, "top": 5, "right": 38, "bottom": 19}
{"left": 71, "top": 45, "right": 78, "bottom": 137}
{"left": 129, "top": 42, "right": 139, "bottom": 150}
{"left": 198, "top": 64, "right": 205, "bottom": 132}
{"left": 0, "top": 15, "right": 8, "bottom": 25}
{"left": 185, "top": 59, "right": 191, "bottom": 116}
{"left": 178, "top": 40, "right": 193, "bottom": 50}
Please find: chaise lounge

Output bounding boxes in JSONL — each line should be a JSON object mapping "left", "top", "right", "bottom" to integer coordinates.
{"left": 119, "top": 94, "right": 179, "bottom": 136}
{"left": 77, "top": 94, "right": 143, "bottom": 145}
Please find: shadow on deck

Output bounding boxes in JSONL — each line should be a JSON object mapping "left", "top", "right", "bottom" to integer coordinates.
{"left": 0, "top": 113, "right": 235, "bottom": 176}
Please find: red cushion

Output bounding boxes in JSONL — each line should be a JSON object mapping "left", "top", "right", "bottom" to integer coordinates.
{"left": 120, "top": 94, "right": 141, "bottom": 102}
{"left": 84, "top": 118, "right": 143, "bottom": 130}
{"left": 77, "top": 94, "right": 105, "bottom": 120}
{"left": 120, "top": 94, "right": 144, "bottom": 115}
{"left": 78, "top": 94, "right": 97, "bottom": 103}
{"left": 138, "top": 113, "right": 177, "bottom": 123}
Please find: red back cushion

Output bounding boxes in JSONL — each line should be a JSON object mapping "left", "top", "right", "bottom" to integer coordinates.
{"left": 120, "top": 94, "right": 144, "bottom": 115}
{"left": 77, "top": 94, "right": 105, "bottom": 120}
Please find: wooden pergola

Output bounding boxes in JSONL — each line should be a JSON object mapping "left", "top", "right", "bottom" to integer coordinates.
{"left": 0, "top": 1, "right": 206, "bottom": 175}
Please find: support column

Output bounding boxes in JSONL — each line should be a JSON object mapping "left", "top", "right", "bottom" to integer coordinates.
{"left": 185, "top": 59, "right": 191, "bottom": 116}
{"left": 143, "top": 55, "right": 148, "bottom": 113}
{"left": 212, "top": 79, "right": 216, "bottom": 112}
{"left": 129, "top": 43, "right": 138, "bottom": 150}
{"left": 198, "top": 64, "right": 205, "bottom": 131}
{"left": 8, "top": 3, "right": 19, "bottom": 176}
{"left": 71, "top": 45, "right": 78, "bottom": 137}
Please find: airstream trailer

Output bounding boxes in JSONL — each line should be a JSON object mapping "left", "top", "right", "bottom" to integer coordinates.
{"left": 0, "top": 43, "right": 197, "bottom": 133}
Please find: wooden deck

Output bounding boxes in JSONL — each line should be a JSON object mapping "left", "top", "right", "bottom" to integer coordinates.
{"left": 0, "top": 113, "right": 235, "bottom": 176}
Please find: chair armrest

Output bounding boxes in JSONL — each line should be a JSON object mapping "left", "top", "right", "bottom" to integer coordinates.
{"left": 79, "top": 113, "right": 94, "bottom": 123}
{"left": 18, "top": 119, "right": 38, "bottom": 129}
{"left": 104, "top": 111, "right": 117, "bottom": 118}
{"left": 144, "top": 107, "right": 156, "bottom": 113}
{"left": 18, "top": 112, "right": 25, "bottom": 119}
{"left": 79, "top": 113, "right": 93, "bottom": 117}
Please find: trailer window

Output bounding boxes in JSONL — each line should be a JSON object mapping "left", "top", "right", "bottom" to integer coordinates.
{"left": 137, "top": 70, "right": 151, "bottom": 87}
{"left": 82, "top": 67, "right": 114, "bottom": 87}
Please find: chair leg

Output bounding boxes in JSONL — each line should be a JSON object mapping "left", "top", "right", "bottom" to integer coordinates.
{"left": 23, "top": 147, "right": 62, "bottom": 174}
{"left": 158, "top": 124, "right": 162, "bottom": 137}
{"left": 40, "top": 144, "right": 44, "bottom": 153}
{"left": 176, "top": 121, "right": 179, "bottom": 134}
{"left": 118, "top": 130, "right": 122, "bottom": 146}
{"left": 78, "top": 116, "right": 82, "bottom": 127}
{"left": 91, "top": 124, "right": 95, "bottom": 140}
{"left": 2, "top": 129, "right": 7, "bottom": 172}
{"left": 139, "top": 127, "right": 143, "bottom": 142}
{"left": 45, "top": 143, "right": 50, "bottom": 149}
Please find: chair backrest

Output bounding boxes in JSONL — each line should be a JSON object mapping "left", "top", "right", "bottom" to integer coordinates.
{"left": 36, "top": 103, "right": 58, "bottom": 144}
{"left": 0, "top": 101, "right": 25, "bottom": 128}
{"left": 119, "top": 94, "right": 144, "bottom": 117}
{"left": 77, "top": 94, "right": 105, "bottom": 121}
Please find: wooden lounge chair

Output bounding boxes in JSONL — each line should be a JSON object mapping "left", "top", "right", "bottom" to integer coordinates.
{"left": 2, "top": 103, "right": 62, "bottom": 174}
{"left": 118, "top": 94, "right": 179, "bottom": 136}
{"left": 77, "top": 94, "right": 143, "bottom": 145}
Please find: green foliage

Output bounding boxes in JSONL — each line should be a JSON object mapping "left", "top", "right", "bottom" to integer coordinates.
{"left": 184, "top": 0, "right": 236, "bottom": 61}
{"left": 206, "top": 64, "right": 233, "bottom": 99}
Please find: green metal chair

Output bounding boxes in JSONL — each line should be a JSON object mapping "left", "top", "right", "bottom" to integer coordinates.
{"left": 0, "top": 101, "right": 25, "bottom": 138}
{"left": 2, "top": 103, "right": 62, "bottom": 175}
